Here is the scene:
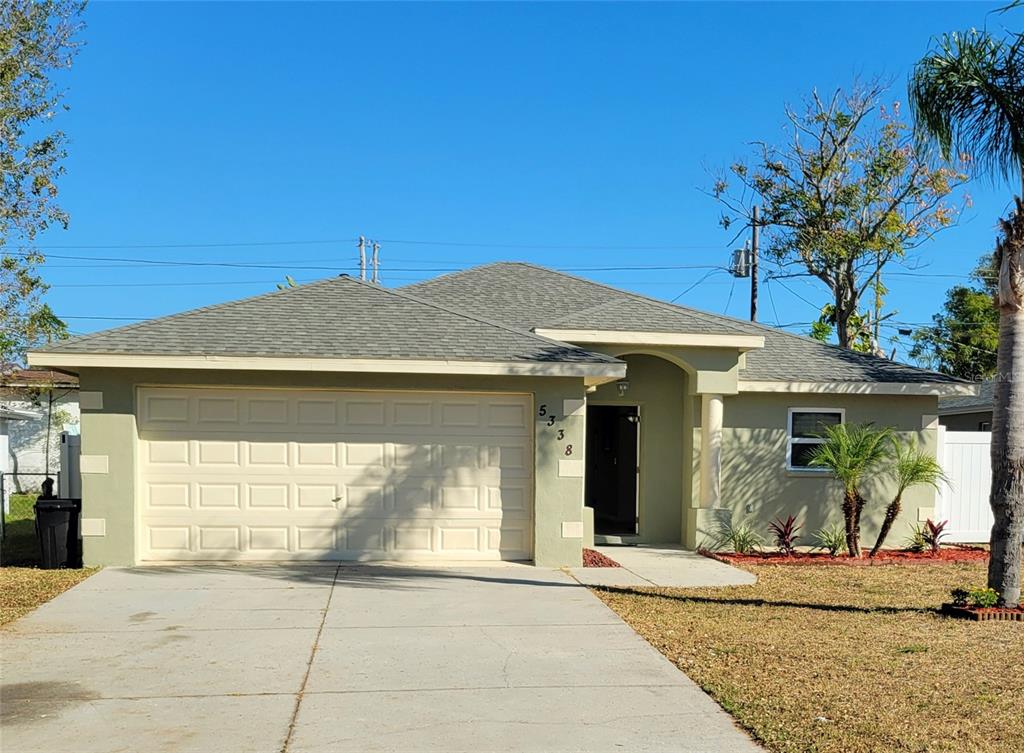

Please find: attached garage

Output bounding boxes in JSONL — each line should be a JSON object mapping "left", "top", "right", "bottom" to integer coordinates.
{"left": 137, "top": 387, "right": 535, "bottom": 561}
{"left": 27, "top": 272, "right": 627, "bottom": 567}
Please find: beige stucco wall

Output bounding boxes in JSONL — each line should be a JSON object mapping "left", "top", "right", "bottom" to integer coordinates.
{"left": 588, "top": 354, "right": 690, "bottom": 544}
{"left": 76, "top": 368, "right": 589, "bottom": 568}
{"left": 716, "top": 392, "right": 941, "bottom": 550}
{"left": 939, "top": 411, "right": 991, "bottom": 431}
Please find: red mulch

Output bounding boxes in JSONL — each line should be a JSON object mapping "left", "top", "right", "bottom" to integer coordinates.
{"left": 583, "top": 548, "right": 621, "bottom": 568}
{"left": 701, "top": 546, "right": 988, "bottom": 567}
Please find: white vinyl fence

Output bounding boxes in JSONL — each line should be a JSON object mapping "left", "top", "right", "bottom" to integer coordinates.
{"left": 936, "top": 428, "right": 992, "bottom": 543}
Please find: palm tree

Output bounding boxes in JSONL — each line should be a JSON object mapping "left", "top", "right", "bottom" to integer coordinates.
{"left": 869, "top": 437, "right": 947, "bottom": 557}
{"left": 910, "top": 24, "right": 1024, "bottom": 606}
{"left": 809, "top": 423, "right": 892, "bottom": 557}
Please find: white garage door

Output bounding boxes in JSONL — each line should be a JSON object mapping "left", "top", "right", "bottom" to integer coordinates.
{"left": 136, "top": 387, "right": 533, "bottom": 562}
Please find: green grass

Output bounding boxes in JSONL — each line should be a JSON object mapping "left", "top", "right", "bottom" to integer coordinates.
{"left": 594, "top": 563, "right": 1023, "bottom": 753}
{"left": 2, "top": 493, "right": 41, "bottom": 566}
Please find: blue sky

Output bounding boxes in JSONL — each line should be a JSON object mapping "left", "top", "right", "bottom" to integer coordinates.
{"left": 37, "top": 1, "right": 1019, "bottom": 362}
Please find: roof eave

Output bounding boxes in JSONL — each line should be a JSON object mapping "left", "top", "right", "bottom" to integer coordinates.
{"left": 28, "top": 351, "right": 627, "bottom": 384}
{"left": 533, "top": 329, "right": 765, "bottom": 352}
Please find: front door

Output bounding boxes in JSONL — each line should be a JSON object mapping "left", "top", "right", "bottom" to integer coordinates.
{"left": 585, "top": 405, "right": 639, "bottom": 535}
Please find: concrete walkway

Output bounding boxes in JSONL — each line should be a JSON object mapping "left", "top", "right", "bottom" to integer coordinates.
{"left": 570, "top": 545, "right": 757, "bottom": 587}
{"left": 2, "top": 564, "right": 762, "bottom": 753}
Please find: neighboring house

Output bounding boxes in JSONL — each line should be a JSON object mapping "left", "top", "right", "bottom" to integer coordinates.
{"left": 0, "top": 370, "right": 80, "bottom": 495}
{"left": 939, "top": 380, "right": 993, "bottom": 431}
{"left": 28, "top": 263, "right": 975, "bottom": 567}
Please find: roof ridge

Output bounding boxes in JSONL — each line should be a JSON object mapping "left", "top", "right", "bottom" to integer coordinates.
{"left": 345, "top": 274, "right": 609, "bottom": 357}
{"left": 504, "top": 262, "right": 755, "bottom": 336}
{"left": 38, "top": 277, "right": 345, "bottom": 353}
{"left": 503, "top": 262, "right": 964, "bottom": 380}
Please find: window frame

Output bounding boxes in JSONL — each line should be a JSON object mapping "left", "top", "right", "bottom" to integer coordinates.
{"left": 786, "top": 407, "right": 846, "bottom": 472}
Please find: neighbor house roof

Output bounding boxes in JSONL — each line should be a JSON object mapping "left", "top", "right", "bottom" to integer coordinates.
{"left": 939, "top": 380, "right": 993, "bottom": 414}
{"left": 404, "top": 263, "right": 968, "bottom": 386}
{"left": 1, "top": 369, "right": 79, "bottom": 389}
{"left": 31, "top": 275, "right": 621, "bottom": 369}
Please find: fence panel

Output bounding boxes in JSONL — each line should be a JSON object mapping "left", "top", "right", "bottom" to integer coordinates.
{"left": 937, "top": 429, "right": 992, "bottom": 543}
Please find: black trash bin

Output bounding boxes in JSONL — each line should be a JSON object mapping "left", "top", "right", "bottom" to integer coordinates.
{"left": 34, "top": 498, "right": 82, "bottom": 569}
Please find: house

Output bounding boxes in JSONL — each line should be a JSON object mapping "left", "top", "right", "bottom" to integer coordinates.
{"left": 939, "top": 380, "right": 993, "bottom": 431}
{"left": 27, "top": 263, "right": 975, "bottom": 567}
{"left": 0, "top": 370, "right": 80, "bottom": 499}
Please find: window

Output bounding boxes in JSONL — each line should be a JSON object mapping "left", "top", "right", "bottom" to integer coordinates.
{"left": 979, "top": 420, "right": 991, "bottom": 431}
{"left": 787, "top": 408, "right": 844, "bottom": 471}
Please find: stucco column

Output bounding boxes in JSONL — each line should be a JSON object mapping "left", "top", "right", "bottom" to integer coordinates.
{"left": 699, "top": 393, "right": 723, "bottom": 508}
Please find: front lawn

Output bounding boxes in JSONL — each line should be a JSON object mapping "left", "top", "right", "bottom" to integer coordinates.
{"left": 593, "top": 563, "right": 1022, "bottom": 753}
{"left": 1, "top": 492, "right": 95, "bottom": 627}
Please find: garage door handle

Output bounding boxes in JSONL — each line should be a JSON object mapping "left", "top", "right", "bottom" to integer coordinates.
{"left": 332, "top": 496, "right": 343, "bottom": 503}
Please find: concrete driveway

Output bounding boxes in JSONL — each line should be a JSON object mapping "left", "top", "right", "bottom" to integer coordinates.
{"left": 2, "top": 564, "right": 760, "bottom": 753}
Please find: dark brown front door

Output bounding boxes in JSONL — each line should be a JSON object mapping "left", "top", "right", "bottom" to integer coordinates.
{"left": 585, "top": 405, "right": 639, "bottom": 535}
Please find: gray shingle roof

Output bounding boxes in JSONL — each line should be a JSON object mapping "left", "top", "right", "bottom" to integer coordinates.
{"left": 404, "top": 263, "right": 966, "bottom": 385}
{"left": 36, "top": 275, "right": 619, "bottom": 365}
{"left": 939, "top": 380, "right": 993, "bottom": 413}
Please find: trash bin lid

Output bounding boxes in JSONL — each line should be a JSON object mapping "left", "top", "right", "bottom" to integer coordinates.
{"left": 34, "top": 498, "right": 79, "bottom": 511}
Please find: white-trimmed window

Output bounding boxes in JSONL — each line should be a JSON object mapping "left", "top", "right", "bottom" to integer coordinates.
{"left": 787, "top": 408, "right": 845, "bottom": 471}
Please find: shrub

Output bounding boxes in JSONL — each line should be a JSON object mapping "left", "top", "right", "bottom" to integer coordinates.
{"left": 812, "top": 523, "right": 847, "bottom": 557}
{"left": 923, "top": 519, "right": 948, "bottom": 554}
{"left": 968, "top": 587, "right": 999, "bottom": 608}
{"left": 768, "top": 515, "right": 802, "bottom": 555}
{"left": 950, "top": 587, "right": 970, "bottom": 607}
{"left": 713, "top": 519, "right": 763, "bottom": 554}
{"left": 904, "top": 523, "right": 928, "bottom": 553}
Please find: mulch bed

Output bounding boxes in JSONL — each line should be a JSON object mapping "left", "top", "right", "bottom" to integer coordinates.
{"left": 701, "top": 546, "right": 988, "bottom": 567}
{"left": 582, "top": 548, "right": 621, "bottom": 568}
{"left": 940, "top": 603, "right": 1024, "bottom": 622}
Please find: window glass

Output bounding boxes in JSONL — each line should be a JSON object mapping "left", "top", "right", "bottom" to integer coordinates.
{"left": 791, "top": 411, "right": 842, "bottom": 439}
{"left": 788, "top": 409, "right": 843, "bottom": 469}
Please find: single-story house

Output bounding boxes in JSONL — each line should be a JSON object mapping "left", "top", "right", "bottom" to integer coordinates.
{"left": 939, "top": 380, "right": 992, "bottom": 431}
{"left": 28, "top": 262, "right": 975, "bottom": 567}
{"left": 1, "top": 369, "right": 80, "bottom": 498}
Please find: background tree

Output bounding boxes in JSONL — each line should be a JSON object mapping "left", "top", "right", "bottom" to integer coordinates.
{"left": 1, "top": 0, "right": 84, "bottom": 377}
{"left": 910, "top": 19, "right": 1024, "bottom": 607}
{"left": 910, "top": 254, "right": 999, "bottom": 379}
{"left": 712, "top": 82, "right": 967, "bottom": 350}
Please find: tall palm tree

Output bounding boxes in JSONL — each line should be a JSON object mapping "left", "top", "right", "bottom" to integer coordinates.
{"left": 910, "top": 23, "right": 1024, "bottom": 606}
{"left": 809, "top": 423, "right": 892, "bottom": 557}
{"left": 869, "top": 437, "right": 947, "bottom": 557}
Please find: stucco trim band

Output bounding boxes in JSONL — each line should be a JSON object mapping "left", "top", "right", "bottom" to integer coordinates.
{"left": 738, "top": 380, "right": 977, "bottom": 396}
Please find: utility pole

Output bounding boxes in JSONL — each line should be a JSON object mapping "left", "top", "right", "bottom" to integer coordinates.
{"left": 750, "top": 205, "right": 760, "bottom": 322}
{"left": 358, "top": 236, "right": 366, "bottom": 280}
{"left": 371, "top": 241, "right": 380, "bottom": 284}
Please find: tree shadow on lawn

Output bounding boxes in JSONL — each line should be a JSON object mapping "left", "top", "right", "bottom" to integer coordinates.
{"left": 591, "top": 585, "right": 936, "bottom": 616}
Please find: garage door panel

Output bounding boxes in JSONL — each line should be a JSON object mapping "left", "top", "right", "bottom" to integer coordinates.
{"left": 137, "top": 388, "right": 533, "bottom": 561}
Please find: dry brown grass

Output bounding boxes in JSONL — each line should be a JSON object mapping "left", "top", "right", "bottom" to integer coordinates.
{"left": 0, "top": 567, "right": 96, "bottom": 627}
{"left": 593, "top": 563, "right": 1023, "bottom": 753}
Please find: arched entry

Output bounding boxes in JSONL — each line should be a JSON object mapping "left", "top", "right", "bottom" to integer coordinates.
{"left": 585, "top": 353, "right": 690, "bottom": 543}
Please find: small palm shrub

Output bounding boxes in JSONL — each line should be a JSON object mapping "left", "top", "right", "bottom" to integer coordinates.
{"left": 812, "top": 524, "right": 847, "bottom": 557}
{"left": 808, "top": 423, "right": 892, "bottom": 557}
{"left": 768, "top": 515, "right": 802, "bottom": 555}
{"left": 713, "top": 519, "right": 763, "bottom": 554}
{"left": 869, "top": 437, "right": 947, "bottom": 557}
